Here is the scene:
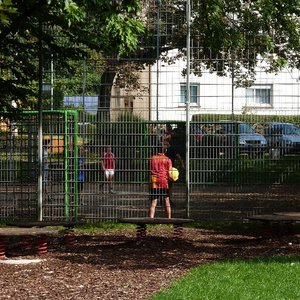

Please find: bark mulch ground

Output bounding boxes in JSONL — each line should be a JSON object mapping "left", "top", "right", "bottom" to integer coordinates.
{"left": 0, "top": 226, "right": 300, "bottom": 300}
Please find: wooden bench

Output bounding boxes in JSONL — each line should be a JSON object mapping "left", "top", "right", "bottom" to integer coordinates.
{"left": 118, "top": 217, "right": 194, "bottom": 240}
{"left": 247, "top": 212, "right": 300, "bottom": 237}
{"left": 0, "top": 227, "right": 59, "bottom": 259}
{"left": 274, "top": 212, "right": 300, "bottom": 218}
{"left": 5, "top": 220, "right": 85, "bottom": 229}
{"left": 2, "top": 220, "right": 86, "bottom": 258}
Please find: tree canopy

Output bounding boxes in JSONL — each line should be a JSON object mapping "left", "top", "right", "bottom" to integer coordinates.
{"left": 95, "top": 0, "right": 300, "bottom": 119}
{"left": 1, "top": 0, "right": 299, "bottom": 116}
{"left": 152, "top": 0, "right": 300, "bottom": 86}
{"left": 0, "top": 0, "right": 144, "bottom": 114}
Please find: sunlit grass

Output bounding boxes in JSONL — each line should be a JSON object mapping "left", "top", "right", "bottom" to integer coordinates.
{"left": 72, "top": 221, "right": 136, "bottom": 234}
{"left": 150, "top": 256, "right": 300, "bottom": 300}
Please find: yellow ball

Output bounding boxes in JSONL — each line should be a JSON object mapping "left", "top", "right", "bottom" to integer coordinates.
{"left": 169, "top": 167, "right": 179, "bottom": 182}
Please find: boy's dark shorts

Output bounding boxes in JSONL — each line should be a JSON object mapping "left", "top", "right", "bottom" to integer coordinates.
{"left": 149, "top": 188, "right": 169, "bottom": 204}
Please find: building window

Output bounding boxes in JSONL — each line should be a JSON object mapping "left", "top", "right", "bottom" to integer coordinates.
{"left": 245, "top": 85, "right": 272, "bottom": 106}
{"left": 124, "top": 96, "right": 134, "bottom": 113}
{"left": 180, "top": 84, "right": 199, "bottom": 104}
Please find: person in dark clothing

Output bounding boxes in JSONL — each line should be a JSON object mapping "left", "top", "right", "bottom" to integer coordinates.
{"left": 165, "top": 142, "right": 185, "bottom": 201}
{"left": 166, "top": 144, "right": 185, "bottom": 170}
{"left": 78, "top": 156, "right": 85, "bottom": 194}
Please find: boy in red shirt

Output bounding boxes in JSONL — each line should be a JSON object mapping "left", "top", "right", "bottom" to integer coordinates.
{"left": 101, "top": 145, "right": 116, "bottom": 194}
{"left": 149, "top": 147, "right": 173, "bottom": 219}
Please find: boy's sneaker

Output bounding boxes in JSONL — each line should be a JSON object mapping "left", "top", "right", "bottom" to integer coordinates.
{"left": 109, "top": 189, "right": 116, "bottom": 194}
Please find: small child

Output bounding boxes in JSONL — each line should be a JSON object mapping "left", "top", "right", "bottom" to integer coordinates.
{"left": 78, "top": 156, "right": 85, "bottom": 194}
{"left": 42, "top": 139, "right": 50, "bottom": 192}
{"left": 101, "top": 145, "right": 116, "bottom": 194}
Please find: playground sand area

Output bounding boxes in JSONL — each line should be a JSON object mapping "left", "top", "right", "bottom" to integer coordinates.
{"left": 0, "top": 226, "right": 300, "bottom": 300}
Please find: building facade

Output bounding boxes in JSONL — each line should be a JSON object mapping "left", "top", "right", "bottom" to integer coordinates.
{"left": 150, "top": 50, "right": 300, "bottom": 121}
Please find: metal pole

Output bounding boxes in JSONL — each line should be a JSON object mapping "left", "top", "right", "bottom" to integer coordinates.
{"left": 64, "top": 111, "right": 69, "bottom": 220}
{"left": 38, "top": 22, "right": 43, "bottom": 221}
{"left": 82, "top": 59, "right": 86, "bottom": 112}
{"left": 231, "top": 50, "right": 234, "bottom": 117}
{"left": 73, "top": 112, "right": 79, "bottom": 221}
{"left": 156, "top": 0, "right": 161, "bottom": 121}
{"left": 185, "top": 0, "right": 191, "bottom": 218}
{"left": 50, "top": 54, "right": 54, "bottom": 110}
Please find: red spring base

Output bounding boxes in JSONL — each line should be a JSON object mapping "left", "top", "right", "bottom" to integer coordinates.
{"left": 22, "top": 235, "right": 32, "bottom": 251}
{"left": 173, "top": 224, "right": 183, "bottom": 240}
{"left": 136, "top": 224, "right": 147, "bottom": 240}
{"left": 36, "top": 235, "right": 48, "bottom": 255}
{"left": 65, "top": 232, "right": 76, "bottom": 247}
{"left": 0, "top": 236, "right": 6, "bottom": 260}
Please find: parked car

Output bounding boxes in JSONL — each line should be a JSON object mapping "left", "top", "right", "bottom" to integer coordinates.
{"left": 252, "top": 122, "right": 300, "bottom": 155}
{"left": 194, "top": 121, "right": 267, "bottom": 157}
{"left": 219, "top": 121, "right": 267, "bottom": 155}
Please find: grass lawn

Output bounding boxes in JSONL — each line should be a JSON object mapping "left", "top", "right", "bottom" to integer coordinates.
{"left": 151, "top": 256, "right": 300, "bottom": 300}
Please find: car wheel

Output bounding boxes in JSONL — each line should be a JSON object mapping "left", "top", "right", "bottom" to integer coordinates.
{"left": 269, "top": 148, "right": 281, "bottom": 159}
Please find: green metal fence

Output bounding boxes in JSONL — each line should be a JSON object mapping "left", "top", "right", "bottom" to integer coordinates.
{"left": 1, "top": 0, "right": 300, "bottom": 223}
{"left": 0, "top": 111, "right": 299, "bottom": 222}
{"left": 0, "top": 110, "right": 79, "bottom": 221}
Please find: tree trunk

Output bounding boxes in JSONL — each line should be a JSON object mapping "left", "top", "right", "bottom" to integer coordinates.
{"left": 97, "top": 68, "right": 116, "bottom": 123}
{"left": 96, "top": 67, "right": 116, "bottom": 146}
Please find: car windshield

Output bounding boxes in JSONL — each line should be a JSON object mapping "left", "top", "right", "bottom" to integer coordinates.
{"left": 239, "top": 123, "right": 256, "bottom": 134}
{"left": 274, "top": 124, "right": 300, "bottom": 135}
{"left": 221, "top": 122, "right": 255, "bottom": 134}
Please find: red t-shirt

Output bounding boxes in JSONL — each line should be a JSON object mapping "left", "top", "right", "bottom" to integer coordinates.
{"left": 150, "top": 153, "right": 172, "bottom": 188}
{"left": 103, "top": 151, "right": 115, "bottom": 170}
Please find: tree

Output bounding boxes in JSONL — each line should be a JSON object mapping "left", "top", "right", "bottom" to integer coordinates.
{"left": 2, "top": 1, "right": 299, "bottom": 118}
{"left": 0, "top": 0, "right": 144, "bottom": 115}
{"left": 173, "top": 0, "right": 300, "bottom": 87}
{"left": 96, "top": 0, "right": 300, "bottom": 119}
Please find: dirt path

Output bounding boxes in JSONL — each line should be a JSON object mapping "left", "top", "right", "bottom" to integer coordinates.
{"left": 0, "top": 226, "right": 299, "bottom": 300}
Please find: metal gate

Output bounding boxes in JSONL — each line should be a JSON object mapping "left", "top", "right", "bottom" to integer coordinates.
{"left": 0, "top": 110, "right": 79, "bottom": 221}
